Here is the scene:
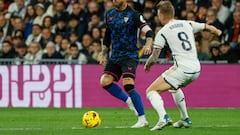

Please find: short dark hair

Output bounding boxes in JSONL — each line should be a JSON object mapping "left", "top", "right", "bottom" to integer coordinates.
{"left": 70, "top": 43, "right": 78, "bottom": 49}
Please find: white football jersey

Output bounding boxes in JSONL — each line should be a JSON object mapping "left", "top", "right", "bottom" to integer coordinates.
{"left": 154, "top": 20, "right": 205, "bottom": 73}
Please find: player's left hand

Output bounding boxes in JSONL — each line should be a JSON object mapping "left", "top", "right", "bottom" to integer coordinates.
{"left": 143, "top": 45, "right": 152, "bottom": 55}
{"left": 144, "top": 64, "right": 151, "bottom": 72}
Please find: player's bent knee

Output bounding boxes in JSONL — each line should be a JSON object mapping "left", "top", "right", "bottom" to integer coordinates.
{"left": 100, "top": 74, "right": 114, "bottom": 88}
{"left": 124, "top": 84, "right": 135, "bottom": 92}
{"left": 123, "top": 77, "right": 134, "bottom": 85}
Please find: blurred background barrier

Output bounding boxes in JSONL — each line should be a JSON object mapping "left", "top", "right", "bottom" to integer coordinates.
{"left": 0, "top": 64, "right": 240, "bottom": 108}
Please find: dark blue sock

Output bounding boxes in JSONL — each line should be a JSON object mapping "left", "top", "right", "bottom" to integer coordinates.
{"left": 128, "top": 90, "right": 145, "bottom": 116}
{"left": 104, "top": 83, "right": 128, "bottom": 102}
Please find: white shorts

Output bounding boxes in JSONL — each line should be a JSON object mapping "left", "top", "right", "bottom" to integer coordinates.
{"left": 162, "top": 66, "right": 200, "bottom": 89}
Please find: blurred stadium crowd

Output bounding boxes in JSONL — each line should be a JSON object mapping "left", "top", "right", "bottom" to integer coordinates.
{"left": 0, "top": 0, "right": 239, "bottom": 64}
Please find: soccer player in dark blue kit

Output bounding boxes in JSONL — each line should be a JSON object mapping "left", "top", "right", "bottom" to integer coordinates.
{"left": 98, "top": 0, "right": 154, "bottom": 128}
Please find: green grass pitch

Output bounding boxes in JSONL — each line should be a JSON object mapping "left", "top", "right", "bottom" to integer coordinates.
{"left": 0, "top": 108, "right": 239, "bottom": 135}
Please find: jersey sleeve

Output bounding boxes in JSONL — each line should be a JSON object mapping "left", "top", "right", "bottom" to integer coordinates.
{"left": 103, "top": 27, "right": 111, "bottom": 47}
{"left": 103, "top": 11, "right": 111, "bottom": 47}
{"left": 133, "top": 12, "right": 148, "bottom": 29}
{"left": 188, "top": 21, "right": 205, "bottom": 33}
{"left": 153, "top": 31, "right": 166, "bottom": 49}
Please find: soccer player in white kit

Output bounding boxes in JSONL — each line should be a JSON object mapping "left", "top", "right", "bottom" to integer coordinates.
{"left": 144, "top": 1, "right": 222, "bottom": 131}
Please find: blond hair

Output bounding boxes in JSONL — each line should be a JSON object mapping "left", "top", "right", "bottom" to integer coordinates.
{"left": 156, "top": 0, "right": 175, "bottom": 19}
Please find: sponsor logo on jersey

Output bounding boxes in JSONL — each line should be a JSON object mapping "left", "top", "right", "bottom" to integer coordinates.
{"left": 124, "top": 17, "right": 129, "bottom": 23}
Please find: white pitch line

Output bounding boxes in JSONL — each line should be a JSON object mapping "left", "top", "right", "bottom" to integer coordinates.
{"left": 72, "top": 124, "right": 240, "bottom": 129}
{"left": 0, "top": 128, "right": 42, "bottom": 131}
{"left": 193, "top": 125, "right": 240, "bottom": 128}
{"left": 71, "top": 126, "right": 130, "bottom": 130}
{"left": 1, "top": 125, "right": 238, "bottom": 131}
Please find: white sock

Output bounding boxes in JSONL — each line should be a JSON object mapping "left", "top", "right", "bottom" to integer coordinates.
{"left": 138, "top": 115, "right": 147, "bottom": 122}
{"left": 170, "top": 89, "right": 189, "bottom": 119}
{"left": 147, "top": 91, "right": 166, "bottom": 122}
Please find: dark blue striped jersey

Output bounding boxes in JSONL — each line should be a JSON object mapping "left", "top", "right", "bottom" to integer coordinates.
{"left": 103, "top": 6, "right": 148, "bottom": 61}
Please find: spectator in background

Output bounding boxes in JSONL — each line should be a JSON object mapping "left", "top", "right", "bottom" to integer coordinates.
{"left": 87, "top": 1, "right": 102, "bottom": 19}
{"left": 67, "top": 43, "right": 87, "bottom": 64}
{"left": 0, "top": 14, "right": 13, "bottom": 37}
{"left": 78, "top": 0, "right": 88, "bottom": 13}
{"left": 14, "top": 29, "right": 24, "bottom": 38}
{"left": 25, "top": 24, "right": 42, "bottom": 46}
{"left": 42, "top": 15, "right": 56, "bottom": 34}
{"left": 12, "top": 16, "right": 25, "bottom": 38}
{"left": 143, "top": 7, "right": 157, "bottom": 31}
{"left": 46, "top": 0, "right": 58, "bottom": 17}
{"left": 196, "top": 39, "right": 210, "bottom": 60}
{"left": 211, "top": 0, "right": 231, "bottom": 24}
{"left": 225, "top": 10, "right": 240, "bottom": 48}
{"left": 90, "top": 26, "right": 101, "bottom": 41}
{"left": 180, "top": 0, "right": 198, "bottom": 20}
{"left": 104, "top": 0, "right": 114, "bottom": 12}
{"left": 15, "top": 42, "right": 28, "bottom": 65}
{"left": 33, "top": 3, "right": 47, "bottom": 26}
{"left": 126, "top": 0, "right": 134, "bottom": 8}
{"left": 8, "top": 0, "right": 27, "bottom": 18}
{"left": 144, "top": 0, "right": 155, "bottom": 9}
{"left": 229, "top": 0, "right": 239, "bottom": 12}
{"left": 0, "top": 0, "right": 7, "bottom": 15}
{"left": 54, "top": 33, "right": 63, "bottom": 51}
{"left": 206, "top": 7, "right": 225, "bottom": 33}
{"left": 0, "top": 28, "right": 5, "bottom": 49}
{"left": 196, "top": 4, "right": 208, "bottom": 23}
{"left": 0, "top": 40, "right": 16, "bottom": 59}
{"left": 131, "top": 0, "right": 145, "bottom": 12}
{"left": 219, "top": 42, "right": 240, "bottom": 63}
{"left": 69, "top": 31, "right": 83, "bottom": 50}
{"left": 53, "top": 0, "right": 69, "bottom": 24}
{"left": 36, "top": 0, "right": 51, "bottom": 10}
{"left": 69, "top": 2, "right": 88, "bottom": 38}
{"left": 55, "top": 18, "right": 68, "bottom": 38}
{"left": 12, "top": 35, "right": 24, "bottom": 48}
{"left": 87, "top": 12, "right": 104, "bottom": 32}
{"left": 59, "top": 38, "right": 70, "bottom": 58}
{"left": 225, "top": 0, "right": 240, "bottom": 29}
{"left": 186, "top": 11, "right": 197, "bottom": 21}
{"left": 24, "top": 41, "right": 43, "bottom": 64}
{"left": 99, "top": 24, "right": 106, "bottom": 41}
{"left": 12, "top": 29, "right": 25, "bottom": 46}
{"left": 200, "top": 29, "right": 220, "bottom": 56}
{"left": 81, "top": 33, "right": 92, "bottom": 56}
{"left": 39, "top": 27, "right": 55, "bottom": 49}
{"left": 24, "top": 4, "right": 36, "bottom": 38}
{"left": 87, "top": 39, "right": 101, "bottom": 64}
{"left": 209, "top": 45, "right": 221, "bottom": 62}
{"left": 41, "top": 41, "right": 63, "bottom": 64}
{"left": 67, "top": 15, "right": 84, "bottom": 41}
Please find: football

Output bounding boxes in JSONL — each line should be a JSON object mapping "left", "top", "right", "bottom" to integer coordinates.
{"left": 82, "top": 111, "right": 101, "bottom": 128}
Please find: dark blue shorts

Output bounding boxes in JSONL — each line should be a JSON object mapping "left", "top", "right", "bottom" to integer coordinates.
{"left": 103, "top": 58, "right": 138, "bottom": 81}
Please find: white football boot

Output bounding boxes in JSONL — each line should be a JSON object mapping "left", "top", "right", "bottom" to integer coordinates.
{"left": 173, "top": 118, "right": 192, "bottom": 128}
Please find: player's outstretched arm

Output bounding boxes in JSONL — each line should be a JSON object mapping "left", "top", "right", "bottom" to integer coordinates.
{"left": 144, "top": 47, "right": 161, "bottom": 72}
{"left": 141, "top": 25, "right": 154, "bottom": 55}
{"left": 205, "top": 24, "right": 222, "bottom": 36}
